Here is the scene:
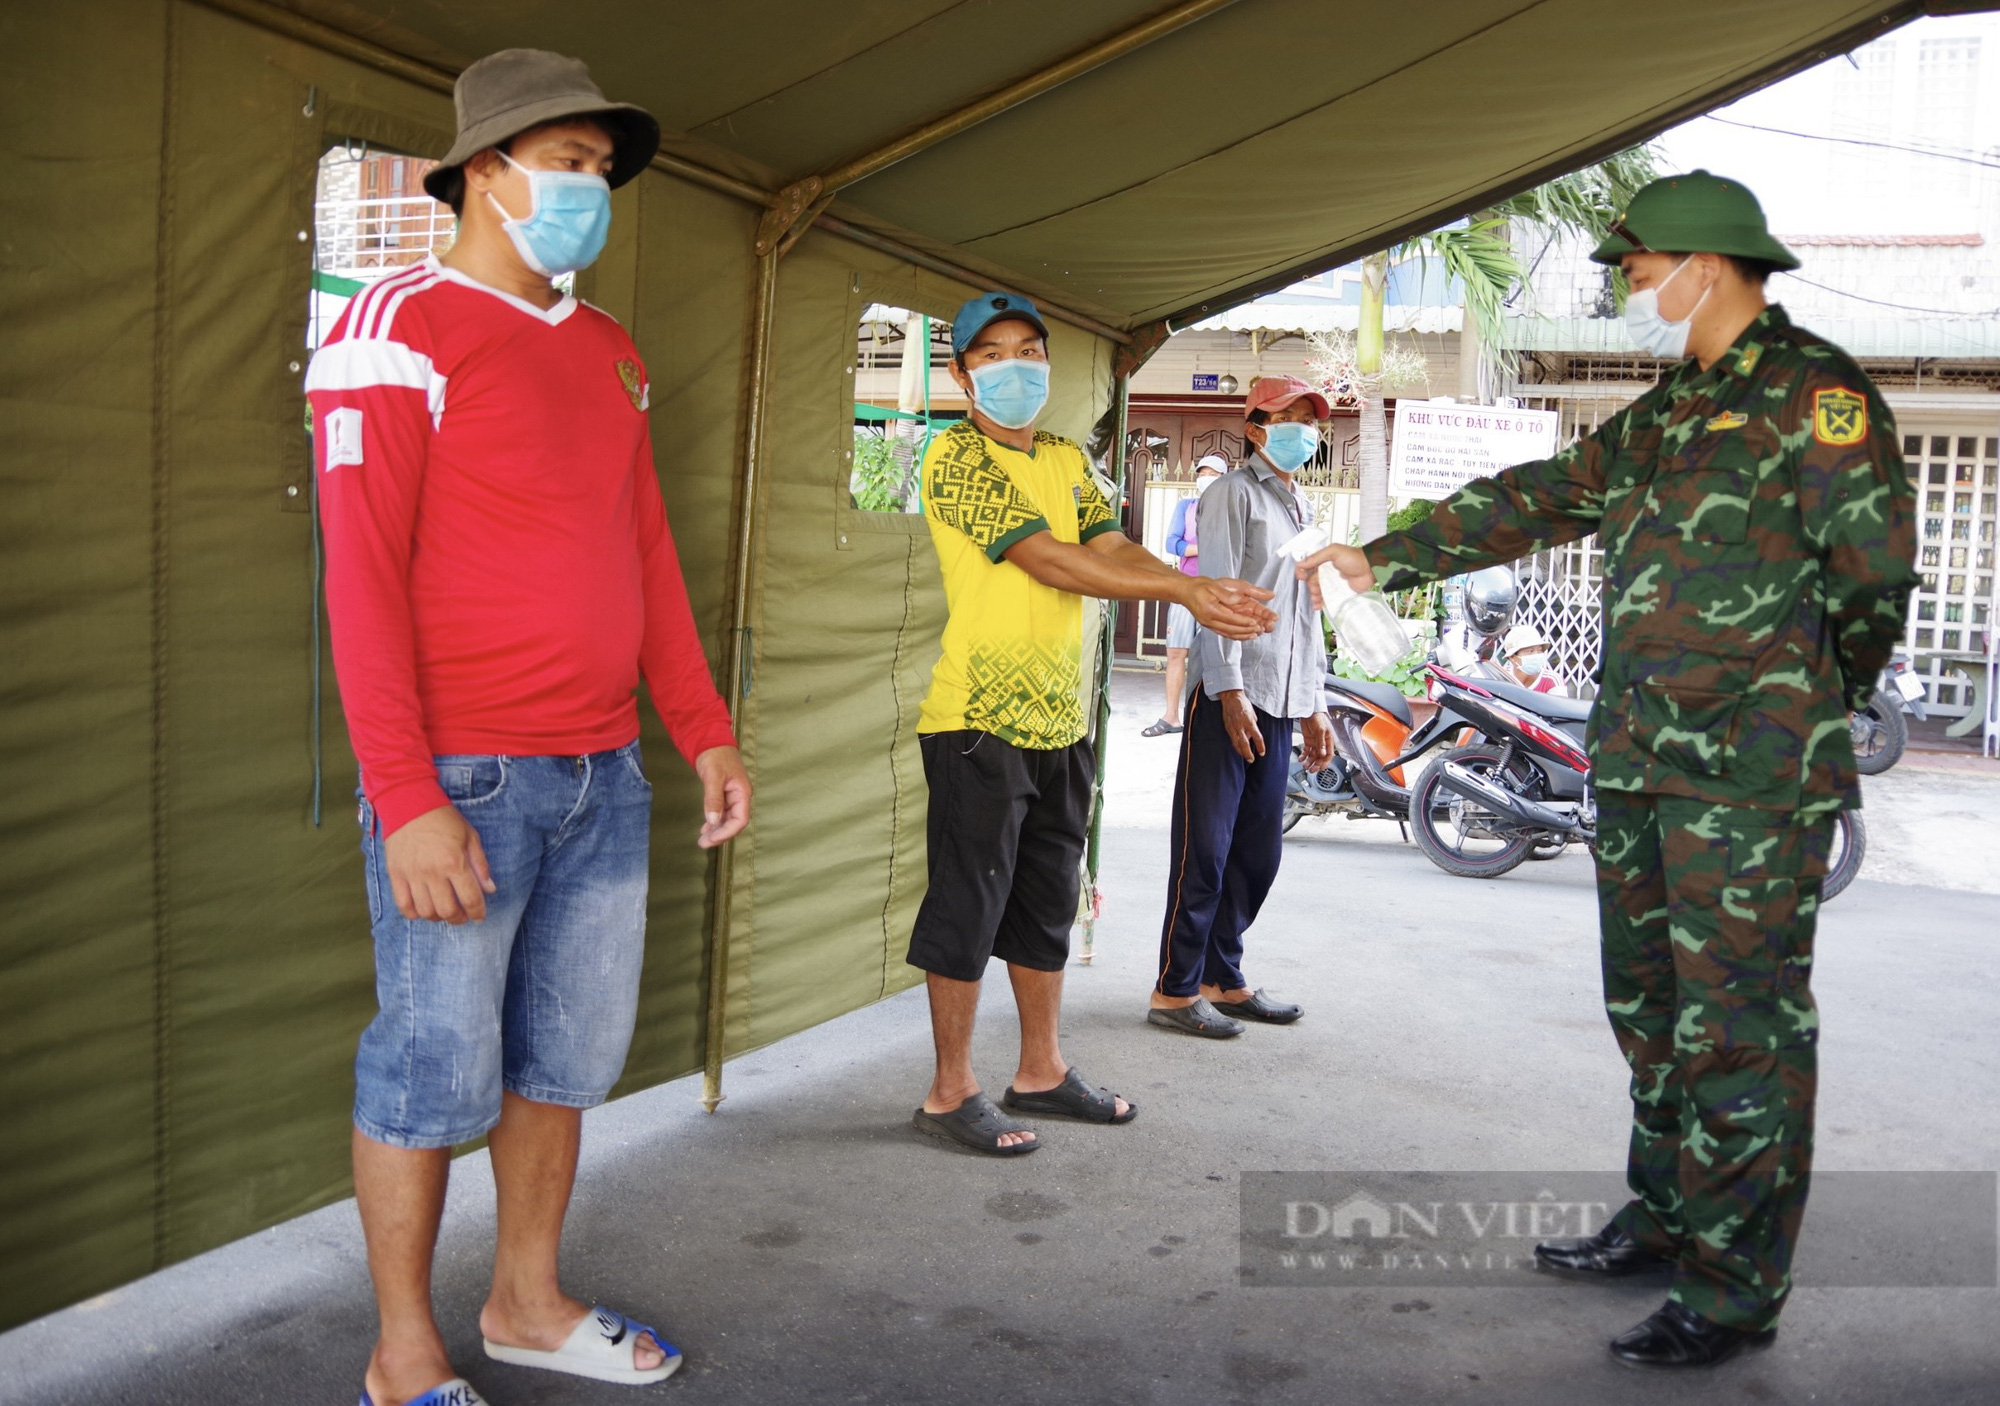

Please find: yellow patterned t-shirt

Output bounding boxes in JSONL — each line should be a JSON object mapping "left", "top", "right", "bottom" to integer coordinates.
{"left": 918, "top": 421, "right": 1119, "bottom": 749}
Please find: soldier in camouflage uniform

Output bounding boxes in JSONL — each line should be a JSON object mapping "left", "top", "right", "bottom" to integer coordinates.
{"left": 1302, "top": 173, "right": 1916, "bottom": 1368}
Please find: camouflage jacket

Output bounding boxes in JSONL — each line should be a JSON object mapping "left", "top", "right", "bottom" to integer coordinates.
{"left": 1366, "top": 305, "right": 1917, "bottom": 815}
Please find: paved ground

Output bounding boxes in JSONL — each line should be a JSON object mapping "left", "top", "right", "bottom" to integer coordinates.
{"left": 3, "top": 670, "right": 1995, "bottom": 1405}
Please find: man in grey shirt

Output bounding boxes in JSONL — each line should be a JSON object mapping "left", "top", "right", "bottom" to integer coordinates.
{"left": 1148, "top": 376, "right": 1335, "bottom": 1038}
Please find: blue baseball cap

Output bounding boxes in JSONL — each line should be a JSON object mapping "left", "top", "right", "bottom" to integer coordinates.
{"left": 951, "top": 291, "right": 1050, "bottom": 356}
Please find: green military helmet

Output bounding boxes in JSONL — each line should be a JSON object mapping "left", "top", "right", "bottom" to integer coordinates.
{"left": 1590, "top": 170, "right": 1800, "bottom": 270}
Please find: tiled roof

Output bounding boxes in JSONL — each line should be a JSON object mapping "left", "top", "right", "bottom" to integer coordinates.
{"left": 1779, "top": 234, "right": 1985, "bottom": 247}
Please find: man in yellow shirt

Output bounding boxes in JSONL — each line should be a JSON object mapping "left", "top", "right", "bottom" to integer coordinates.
{"left": 908, "top": 292, "right": 1277, "bottom": 1156}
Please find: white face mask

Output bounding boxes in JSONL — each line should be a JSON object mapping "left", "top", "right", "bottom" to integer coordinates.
{"left": 1514, "top": 652, "right": 1546, "bottom": 677}
{"left": 1196, "top": 472, "right": 1223, "bottom": 495}
{"left": 1622, "top": 257, "right": 1712, "bottom": 360}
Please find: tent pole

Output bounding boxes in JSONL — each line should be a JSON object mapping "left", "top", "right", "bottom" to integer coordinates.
{"left": 701, "top": 246, "right": 781, "bottom": 1113}
{"left": 1080, "top": 371, "right": 1132, "bottom": 964}
{"left": 809, "top": 0, "right": 1242, "bottom": 195}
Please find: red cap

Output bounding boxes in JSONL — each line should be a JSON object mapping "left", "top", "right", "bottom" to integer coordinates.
{"left": 1244, "top": 374, "right": 1332, "bottom": 420}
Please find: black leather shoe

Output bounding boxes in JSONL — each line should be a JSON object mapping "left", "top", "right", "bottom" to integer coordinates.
{"left": 1210, "top": 989, "right": 1302, "bottom": 1023}
{"left": 1533, "top": 1222, "right": 1672, "bottom": 1278}
{"left": 1610, "top": 1300, "right": 1776, "bottom": 1370}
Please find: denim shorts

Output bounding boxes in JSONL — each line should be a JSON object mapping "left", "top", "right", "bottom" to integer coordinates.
{"left": 353, "top": 742, "right": 653, "bottom": 1150}
{"left": 1165, "top": 603, "right": 1197, "bottom": 651}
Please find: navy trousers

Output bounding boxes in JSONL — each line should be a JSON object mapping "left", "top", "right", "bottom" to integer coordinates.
{"left": 1155, "top": 685, "right": 1293, "bottom": 997}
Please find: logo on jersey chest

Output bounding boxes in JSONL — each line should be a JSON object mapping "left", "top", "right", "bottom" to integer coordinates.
{"left": 615, "top": 358, "right": 647, "bottom": 411}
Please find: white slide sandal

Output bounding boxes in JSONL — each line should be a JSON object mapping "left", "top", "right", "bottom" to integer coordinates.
{"left": 484, "top": 1305, "right": 682, "bottom": 1385}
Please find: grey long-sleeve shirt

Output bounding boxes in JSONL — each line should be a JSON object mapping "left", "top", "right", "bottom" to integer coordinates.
{"left": 1188, "top": 454, "right": 1325, "bottom": 720}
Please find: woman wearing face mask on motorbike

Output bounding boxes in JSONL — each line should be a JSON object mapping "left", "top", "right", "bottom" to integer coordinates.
{"left": 1499, "top": 624, "right": 1563, "bottom": 695}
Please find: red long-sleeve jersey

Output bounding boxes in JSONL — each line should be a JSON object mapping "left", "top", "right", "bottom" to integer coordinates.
{"left": 306, "top": 256, "right": 735, "bottom": 835}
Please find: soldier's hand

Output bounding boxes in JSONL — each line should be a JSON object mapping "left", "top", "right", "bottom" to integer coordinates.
{"left": 1296, "top": 543, "right": 1373, "bottom": 608}
{"left": 1218, "top": 689, "right": 1265, "bottom": 762}
{"left": 1187, "top": 577, "right": 1277, "bottom": 639}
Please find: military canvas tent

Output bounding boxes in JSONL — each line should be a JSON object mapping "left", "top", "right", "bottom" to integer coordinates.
{"left": 0, "top": 0, "right": 1961, "bottom": 1330}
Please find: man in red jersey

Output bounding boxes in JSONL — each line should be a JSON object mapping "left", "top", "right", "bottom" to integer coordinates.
{"left": 307, "top": 50, "right": 743, "bottom": 1406}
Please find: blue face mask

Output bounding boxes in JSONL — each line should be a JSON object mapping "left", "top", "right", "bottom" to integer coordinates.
{"left": 967, "top": 357, "right": 1050, "bottom": 429}
{"left": 488, "top": 151, "right": 613, "bottom": 277}
{"left": 1258, "top": 420, "right": 1320, "bottom": 472}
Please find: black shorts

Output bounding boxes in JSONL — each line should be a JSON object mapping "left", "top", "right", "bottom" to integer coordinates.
{"left": 907, "top": 730, "right": 1095, "bottom": 983}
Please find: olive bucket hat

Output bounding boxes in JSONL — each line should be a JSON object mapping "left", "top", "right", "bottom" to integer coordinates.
{"left": 1589, "top": 170, "right": 1800, "bottom": 270}
{"left": 423, "top": 49, "right": 660, "bottom": 206}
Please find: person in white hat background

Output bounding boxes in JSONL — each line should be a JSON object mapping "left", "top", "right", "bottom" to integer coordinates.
{"left": 308, "top": 49, "right": 742, "bottom": 1405}
{"left": 1145, "top": 452, "right": 1233, "bottom": 737}
{"left": 1499, "top": 623, "right": 1565, "bottom": 695}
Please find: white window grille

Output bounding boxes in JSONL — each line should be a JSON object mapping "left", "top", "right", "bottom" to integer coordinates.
{"left": 1902, "top": 427, "right": 1998, "bottom": 715}
{"left": 313, "top": 194, "right": 457, "bottom": 281}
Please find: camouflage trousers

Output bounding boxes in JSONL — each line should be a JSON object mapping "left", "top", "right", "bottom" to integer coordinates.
{"left": 1593, "top": 791, "right": 1834, "bottom": 1332}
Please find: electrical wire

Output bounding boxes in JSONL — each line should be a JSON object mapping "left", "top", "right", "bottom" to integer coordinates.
{"left": 1696, "top": 115, "right": 2000, "bottom": 170}
{"left": 1775, "top": 269, "right": 2000, "bottom": 319}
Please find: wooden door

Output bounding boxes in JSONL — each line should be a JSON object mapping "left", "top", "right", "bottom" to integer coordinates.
{"left": 1116, "top": 414, "right": 1180, "bottom": 655}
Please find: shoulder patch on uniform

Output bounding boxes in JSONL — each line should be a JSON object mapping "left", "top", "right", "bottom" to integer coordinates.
{"left": 1812, "top": 387, "right": 1867, "bottom": 446}
{"left": 324, "top": 406, "right": 363, "bottom": 468}
{"left": 1705, "top": 411, "right": 1747, "bottom": 432}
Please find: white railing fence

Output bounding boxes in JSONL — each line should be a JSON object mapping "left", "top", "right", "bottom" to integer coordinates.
{"left": 315, "top": 195, "right": 455, "bottom": 280}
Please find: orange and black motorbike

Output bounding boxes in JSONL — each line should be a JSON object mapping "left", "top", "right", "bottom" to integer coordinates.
{"left": 1281, "top": 672, "right": 1476, "bottom": 836}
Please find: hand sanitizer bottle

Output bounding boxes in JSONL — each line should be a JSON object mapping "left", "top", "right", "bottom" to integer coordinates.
{"left": 1277, "top": 527, "right": 1412, "bottom": 677}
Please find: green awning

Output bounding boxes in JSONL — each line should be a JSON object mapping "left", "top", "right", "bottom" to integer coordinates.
{"left": 275, "top": 0, "right": 1922, "bottom": 327}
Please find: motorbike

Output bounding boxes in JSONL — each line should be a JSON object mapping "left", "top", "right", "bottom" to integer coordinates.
{"left": 1282, "top": 672, "right": 1476, "bottom": 836}
{"left": 1285, "top": 567, "right": 1512, "bottom": 838}
{"left": 1851, "top": 651, "right": 1928, "bottom": 776}
{"left": 1410, "top": 663, "right": 1865, "bottom": 902}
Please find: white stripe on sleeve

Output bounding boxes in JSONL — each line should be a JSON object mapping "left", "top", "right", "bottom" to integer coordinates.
{"left": 305, "top": 339, "right": 449, "bottom": 428}
{"left": 373, "top": 275, "right": 443, "bottom": 343}
{"left": 339, "top": 267, "right": 408, "bottom": 343}
{"left": 354, "top": 264, "right": 433, "bottom": 342}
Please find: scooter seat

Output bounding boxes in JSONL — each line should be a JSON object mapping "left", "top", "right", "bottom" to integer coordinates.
{"left": 1324, "top": 674, "right": 1412, "bottom": 726}
{"left": 1485, "top": 679, "right": 1593, "bottom": 723}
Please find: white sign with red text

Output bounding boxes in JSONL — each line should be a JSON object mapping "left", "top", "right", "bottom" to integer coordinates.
{"left": 1389, "top": 402, "right": 1561, "bottom": 501}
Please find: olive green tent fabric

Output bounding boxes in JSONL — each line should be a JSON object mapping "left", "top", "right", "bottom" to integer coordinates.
{"left": 0, "top": 0, "right": 1117, "bottom": 1330}
{"left": 0, "top": 0, "right": 1915, "bottom": 1331}
{"left": 271, "top": 0, "right": 1912, "bottom": 325}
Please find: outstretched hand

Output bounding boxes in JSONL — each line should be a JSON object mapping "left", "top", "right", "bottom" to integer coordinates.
{"left": 1187, "top": 577, "right": 1278, "bottom": 639}
{"left": 1296, "top": 543, "right": 1374, "bottom": 610}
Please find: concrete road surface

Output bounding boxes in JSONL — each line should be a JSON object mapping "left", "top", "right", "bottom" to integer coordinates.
{"left": 3, "top": 670, "right": 1994, "bottom": 1405}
